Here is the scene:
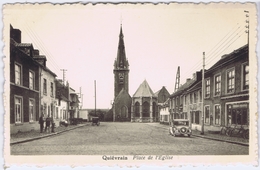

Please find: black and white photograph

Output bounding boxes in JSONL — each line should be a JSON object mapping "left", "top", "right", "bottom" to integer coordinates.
{"left": 2, "top": 1, "right": 258, "bottom": 167}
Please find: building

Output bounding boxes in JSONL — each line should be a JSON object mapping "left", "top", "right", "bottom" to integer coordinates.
{"left": 69, "top": 87, "right": 80, "bottom": 120}
{"left": 34, "top": 50, "right": 57, "bottom": 125}
{"left": 55, "top": 79, "right": 70, "bottom": 122}
{"left": 112, "top": 25, "right": 132, "bottom": 121}
{"left": 10, "top": 25, "right": 41, "bottom": 134}
{"left": 169, "top": 71, "right": 202, "bottom": 126}
{"left": 202, "top": 44, "right": 249, "bottom": 131}
{"left": 131, "top": 80, "right": 157, "bottom": 122}
{"left": 155, "top": 86, "right": 170, "bottom": 123}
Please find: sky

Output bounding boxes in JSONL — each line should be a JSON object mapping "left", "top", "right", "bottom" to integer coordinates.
{"left": 3, "top": 2, "right": 256, "bottom": 109}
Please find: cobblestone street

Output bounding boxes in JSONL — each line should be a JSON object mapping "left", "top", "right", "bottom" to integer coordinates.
{"left": 11, "top": 122, "right": 249, "bottom": 155}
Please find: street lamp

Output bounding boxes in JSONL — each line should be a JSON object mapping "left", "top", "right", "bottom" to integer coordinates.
{"left": 201, "top": 52, "right": 205, "bottom": 135}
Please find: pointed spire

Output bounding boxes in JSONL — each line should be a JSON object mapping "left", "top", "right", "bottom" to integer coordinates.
{"left": 114, "top": 24, "right": 128, "bottom": 70}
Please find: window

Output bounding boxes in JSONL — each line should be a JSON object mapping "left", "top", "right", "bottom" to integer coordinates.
{"left": 51, "top": 82, "right": 54, "bottom": 97}
{"left": 15, "top": 64, "right": 21, "bottom": 85}
{"left": 215, "top": 105, "right": 220, "bottom": 125}
{"left": 194, "top": 92, "right": 197, "bottom": 103}
{"left": 227, "top": 68, "right": 235, "bottom": 93}
{"left": 205, "top": 79, "right": 210, "bottom": 98}
{"left": 29, "top": 71, "right": 34, "bottom": 89}
{"left": 214, "top": 74, "right": 221, "bottom": 96}
{"left": 15, "top": 96, "right": 22, "bottom": 123}
{"left": 43, "top": 79, "right": 47, "bottom": 95}
{"left": 242, "top": 64, "right": 249, "bottom": 90}
{"left": 190, "top": 93, "right": 193, "bottom": 104}
{"left": 29, "top": 99, "right": 35, "bottom": 122}
{"left": 205, "top": 106, "right": 210, "bottom": 124}
{"left": 227, "top": 103, "right": 249, "bottom": 125}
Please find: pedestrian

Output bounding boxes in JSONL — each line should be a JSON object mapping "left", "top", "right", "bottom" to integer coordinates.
{"left": 45, "top": 115, "right": 51, "bottom": 133}
{"left": 39, "top": 114, "right": 44, "bottom": 133}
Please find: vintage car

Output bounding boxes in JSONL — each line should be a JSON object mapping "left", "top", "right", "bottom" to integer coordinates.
{"left": 169, "top": 119, "right": 192, "bottom": 137}
{"left": 91, "top": 117, "right": 100, "bottom": 126}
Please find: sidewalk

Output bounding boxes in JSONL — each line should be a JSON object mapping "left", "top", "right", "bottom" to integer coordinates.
{"left": 146, "top": 123, "right": 249, "bottom": 146}
{"left": 10, "top": 123, "right": 88, "bottom": 145}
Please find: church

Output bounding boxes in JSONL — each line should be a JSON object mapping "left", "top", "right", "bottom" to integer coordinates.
{"left": 111, "top": 25, "right": 169, "bottom": 122}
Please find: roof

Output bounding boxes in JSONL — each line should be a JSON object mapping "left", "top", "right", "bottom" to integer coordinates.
{"left": 185, "top": 80, "right": 202, "bottom": 94}
{"left": 170, "top": 79, "right": 195, "bottom": 97}
{"left": 115, "top": 88, "right": 131, "bottom": 102}
{"left": 133, "top": 79, "right": 156, "bottom": 97}
{"left": 206, "top": 44, "right": 248, "bottom": 75}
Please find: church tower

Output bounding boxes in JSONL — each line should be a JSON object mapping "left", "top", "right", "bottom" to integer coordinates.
{"left": 113, "top": 25, "right": 129, "bottom": 99}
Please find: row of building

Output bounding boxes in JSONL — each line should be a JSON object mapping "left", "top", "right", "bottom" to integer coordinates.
{"left": 159, "top": 44, "right": 249, "bottom": 131}
{"left": 10, "top": 25, "right": 81, "bottom": 134}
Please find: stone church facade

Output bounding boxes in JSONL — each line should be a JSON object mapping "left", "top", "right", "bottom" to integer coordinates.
{"left": 112, "top": 25, "right": 132, "bottom": 122}
{"left": 111, "top": 25, "right": 169, "bottom": 122}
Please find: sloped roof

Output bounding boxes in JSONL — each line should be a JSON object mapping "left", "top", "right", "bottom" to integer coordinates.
{"left": 170, "top": 79, "right": 195, "bottom": 97}
{"left": 133, "top": 80, "right": 156, "bottom": 97}
{"left": 115, "top": 88, "right": 131, "bottom": 102}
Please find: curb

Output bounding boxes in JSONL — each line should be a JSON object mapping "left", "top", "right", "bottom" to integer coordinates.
{"left": 146, "top": 123, "right": 249, "bottom": 147}
{"left": 10, "top": 124, "right": 87, "bottom": 145}
{"left": 191, "top": 134, "right": 249, "bottom": 147}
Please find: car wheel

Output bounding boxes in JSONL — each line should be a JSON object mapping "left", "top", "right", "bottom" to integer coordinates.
{"left": 188, "top": 134, "right": 191, "bottom": 137}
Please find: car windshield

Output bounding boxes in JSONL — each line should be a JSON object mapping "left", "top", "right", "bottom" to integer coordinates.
{"left": 173, "top": 121, "right": 189, "bottom": 126}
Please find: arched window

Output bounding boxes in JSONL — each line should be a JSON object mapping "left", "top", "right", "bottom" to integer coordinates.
{"left": 143, "top": 101, "right": 150, "bottom": 117}
{"left": 134, "top": 102, "right": 140, "bottom": 117}
{"left": 121, "top": 106, "right": 128, "bottom": 118}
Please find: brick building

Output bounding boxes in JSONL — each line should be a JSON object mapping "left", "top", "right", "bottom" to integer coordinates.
{"left": 203, "top": 44, "right": 249, "bottom": 131}
{"left": 10, "top": 25, "right": 41, "bottom": 133}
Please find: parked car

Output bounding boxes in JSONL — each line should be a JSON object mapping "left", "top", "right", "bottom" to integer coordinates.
{"left": 92, "top": 117, "right": 100, "bottom": 126}
{"left": 169, "top": 119, "right": 192, "bottom": 137}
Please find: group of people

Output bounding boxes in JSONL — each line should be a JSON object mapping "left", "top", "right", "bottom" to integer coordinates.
{"left": 39, "top": 115, "right": 55, "bottom": 133}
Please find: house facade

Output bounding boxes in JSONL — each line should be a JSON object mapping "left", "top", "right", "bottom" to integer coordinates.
{"left": 10, "top": 25, "right": 41, "bottom": 134}
{"left": 203, "top": 45, "right": 249, "bottom": 131}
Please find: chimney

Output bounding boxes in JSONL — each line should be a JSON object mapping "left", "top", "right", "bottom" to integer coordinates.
{"left": 10, "top": 26, "right": 22, "bottom": 43}
{"left": 186, "top": 78, "right": 191, "bottom": 82}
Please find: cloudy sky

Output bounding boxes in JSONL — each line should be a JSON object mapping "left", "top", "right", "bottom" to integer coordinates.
{"left": 4, "top": 2, "right": 255, "bottom": 109}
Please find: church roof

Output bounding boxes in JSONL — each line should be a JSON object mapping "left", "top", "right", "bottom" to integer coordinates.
{"left": 115, "top": 88, "right": 131, "bottom": 103}
{"left": 114, "top": 25, "right": 129, "bottom": 70}
{"left": 133, "top": 80, "right": 156, "bottom": 98}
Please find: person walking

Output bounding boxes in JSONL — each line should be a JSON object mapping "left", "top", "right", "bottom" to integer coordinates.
{"left": 39, "top": 114, "right": 44, "bottom": 133}
{"left": 45, "top": 115, "right": 51, "bottom": 133}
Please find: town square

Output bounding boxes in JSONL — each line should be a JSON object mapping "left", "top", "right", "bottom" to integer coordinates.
{"left": 3, "top": 1, "right": 258, "bottom": 167}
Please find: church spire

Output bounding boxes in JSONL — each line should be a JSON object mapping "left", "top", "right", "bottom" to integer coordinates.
{"left": 114, "top": 24, "right": 129, "bottom": 70}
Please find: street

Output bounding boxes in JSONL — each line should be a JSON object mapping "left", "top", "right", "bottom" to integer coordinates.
{"left": 11, "top": 122, "right": 249, "bottom": 155}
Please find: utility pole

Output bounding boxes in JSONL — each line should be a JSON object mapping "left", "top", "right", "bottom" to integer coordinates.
{"left": 201, "top": 52, "right": 205, "bottom": 135}
{"left": 60, "top": 69, "right": 67, "bottom": 85}
{"left": 244, "top": 10, "right": 249, "bottom": 45}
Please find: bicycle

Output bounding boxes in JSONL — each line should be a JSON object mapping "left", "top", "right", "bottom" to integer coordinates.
{"left": 243, "top": 129, "right": 249, "bottom": 139}
{"left": 220, "top": 125, "right": 232, "bottom": 136}
{"left": 229, "top": 125, "right": 248, "bottom": 138}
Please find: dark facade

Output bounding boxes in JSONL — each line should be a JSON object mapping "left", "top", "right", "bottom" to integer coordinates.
{"left": 10, "top": 25, "right": 40, "bottom": 133}
{"left": 203, "top": 45, "right": 249, "bottom": 130}
{"left": 112, "top": 25, "right": 132, "bottom": 122}
{"left": 113, "top": 25, "right": 130, "bottom": 98}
